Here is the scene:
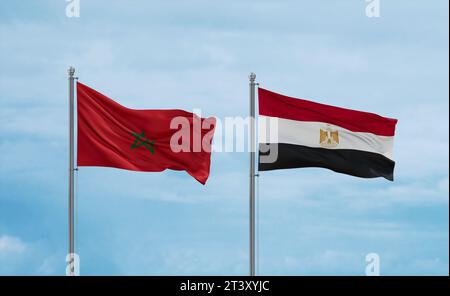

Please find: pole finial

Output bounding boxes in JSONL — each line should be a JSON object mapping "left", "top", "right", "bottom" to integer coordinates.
{"left": 68, "top": 67, "right": 75, "bottom": 77}
{"left": 249, "top": 72, "right": 256, "bottom": 82}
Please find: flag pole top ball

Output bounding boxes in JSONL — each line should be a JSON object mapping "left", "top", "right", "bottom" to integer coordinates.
{"left": 249, "top": 72, "right": 256, "bottom": 82}
{"left": 68, "top": 67, "right": 75, "bottom": 76}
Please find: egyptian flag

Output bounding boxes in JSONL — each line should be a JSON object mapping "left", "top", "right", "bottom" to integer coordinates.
{"left": 77, "top": 82, "right": 216, "bottom": 184}
{"left": 258, "top": 88, "right": 398, "bottom": 181}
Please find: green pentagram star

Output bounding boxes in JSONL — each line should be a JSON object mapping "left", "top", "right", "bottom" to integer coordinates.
{"left": 128, "top": 131, "right": 155, "bottom": 154}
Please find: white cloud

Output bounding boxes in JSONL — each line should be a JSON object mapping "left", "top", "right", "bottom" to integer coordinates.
{"left": 0, "top": 107, "right": 66, "bottom": 142}
{"left": 37, "top": 255, "right": 60, "bottom": 275}
{"left": 0, "top": 235, "right": 26, "bottom": 254}
{"left": 114, "top": 243, "right": 247, "bottom": 275}
{"left": 0, "top": 234, "right": 65, "bottom": 275}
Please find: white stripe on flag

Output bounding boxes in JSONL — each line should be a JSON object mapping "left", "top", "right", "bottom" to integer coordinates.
{"left": 259, "top": 115, "right": 395, "bottom": 159}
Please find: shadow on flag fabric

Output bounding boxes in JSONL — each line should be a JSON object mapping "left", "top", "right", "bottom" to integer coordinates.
{"left": 258, "top": 88, "right": 398, "bottom": 181}
{"left": 77, "top": 82, "right": 216, "bottom": 185}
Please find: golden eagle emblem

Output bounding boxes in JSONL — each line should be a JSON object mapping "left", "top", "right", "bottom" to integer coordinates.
{"left": 320, "top": 127, "right": 339, "bottom": 148}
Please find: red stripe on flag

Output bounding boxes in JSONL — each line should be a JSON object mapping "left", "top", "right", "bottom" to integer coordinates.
{"left": 258, "top": 88, "right": 397, "bottom": 136}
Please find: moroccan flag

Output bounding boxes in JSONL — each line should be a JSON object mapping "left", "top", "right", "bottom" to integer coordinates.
{"left": 77, "top": 82, "right": 216, "bottom": 184}
{"left": 258, "top": 88, "right": 398, "bottom": 181}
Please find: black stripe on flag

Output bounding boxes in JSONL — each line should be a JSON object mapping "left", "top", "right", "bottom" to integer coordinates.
{"left": 259, "top": 143, "right": 395, "bottom": 181}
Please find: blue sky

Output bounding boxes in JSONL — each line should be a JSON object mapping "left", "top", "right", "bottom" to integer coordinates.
{"left": 0, "top": 0, "right": 448, "bottom": 275}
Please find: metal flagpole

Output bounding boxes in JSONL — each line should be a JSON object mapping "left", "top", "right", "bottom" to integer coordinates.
{"left": 68, "top": 67, "right": 75, "bottom": 276}
{"left": 249, "top": 72, "right": 256, "bottom": 276}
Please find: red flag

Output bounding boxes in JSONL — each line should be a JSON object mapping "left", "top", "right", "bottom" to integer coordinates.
{"left": 76, "top": 82, "right": 216, "bottom": 184}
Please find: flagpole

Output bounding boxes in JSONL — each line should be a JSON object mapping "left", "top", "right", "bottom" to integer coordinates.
{"left": 68, "top": 66, "right": 75, "bottom": 276}
{"left": 249, "top": 72, "right": 256, "bottom": 276}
